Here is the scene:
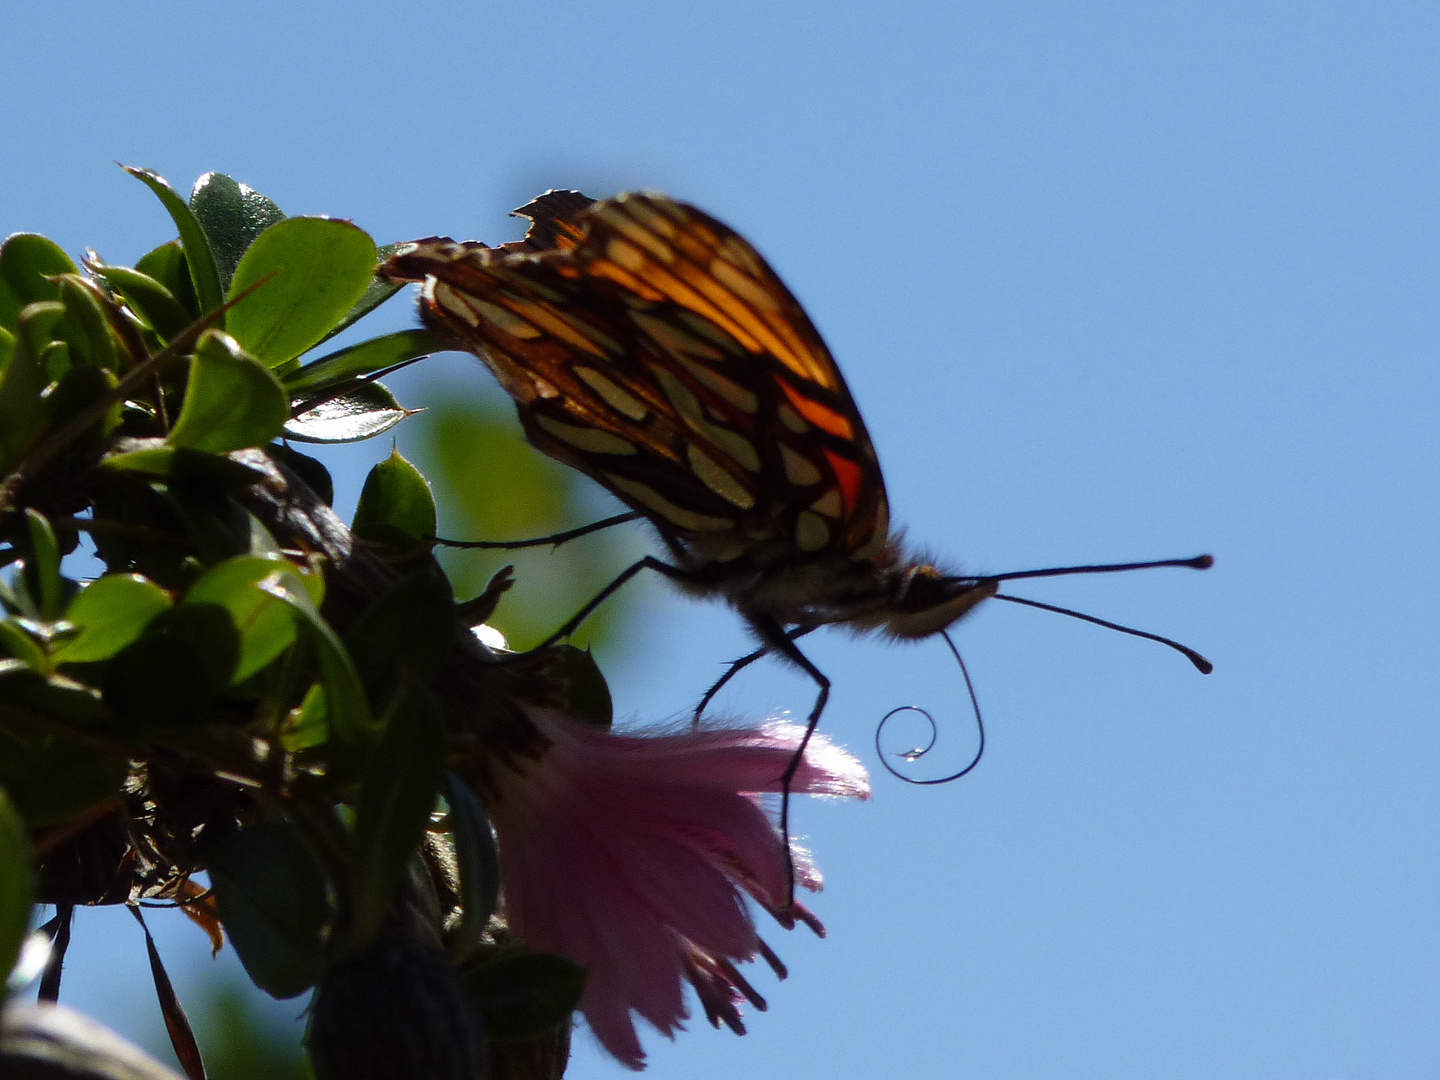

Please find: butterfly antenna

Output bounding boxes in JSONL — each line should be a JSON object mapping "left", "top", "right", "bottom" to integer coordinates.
{"left": 874, "top": 630, "right": 985, "bottom": 786}
{"left": 992, "top": 593, "right": 1213, "bottom": 673}
{"left": 991, "top": 553, "right": 1212, "bottom": 583}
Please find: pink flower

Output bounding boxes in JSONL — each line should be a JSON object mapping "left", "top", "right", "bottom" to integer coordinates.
{"left": 486, "top": 706, "right": 871, "bottom": 1069}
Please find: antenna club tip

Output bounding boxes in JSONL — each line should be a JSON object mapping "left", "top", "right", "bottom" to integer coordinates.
{"left": 1196, "top": 658, "right": 1215, "bottom": 675}
{"left": 1191, "top": 554, "right": 1214, "bottom": 570}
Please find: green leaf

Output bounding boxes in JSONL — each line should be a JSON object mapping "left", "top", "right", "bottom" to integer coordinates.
{"left": 167, "top": 330, "right": 289, "bottom": 453}
{"left": 0, "top": 727, "right": 128, "bottom": 827}
{"left": 319, "top": 241, "right": 407, "bottom": 343}
{"left": 550, "top": 645, "right": 613, "bottom": 728}
{"left": 165, "top": 603, "right": 243, "bottom": 691}
{"left": 0, "top": 786, "right": 33, "bottom": 985}
{"left": 0, "top": 305, "right": 52, "bottom": 474}
{"left": 101, "top": 443, "right": 267, "bottom": 486}
{"left": 284, "top": 328, "right": 452, "bottom": 400}
{"left": 0, "top": 668, "right": 108, "bottom": 726}
{"left": 183, "top": 555, "right": 320, "bottom": 685}
{"left": 266, "top": 442, "right": 334, "bottom": 506}
{"left": 255, "top": 569, "right": 371, "bottom": 764}
{"left": 0, "top": 325, "right": 13, "bottom": 371}
{"left": 54, "top": 574, "right": 173, "bottom": 664}
{"left": 16, "top": 299, "right": 65, "bottom": 357}
{"left": 136, "top": 239, "right": 200, "bottom": 318}
{"left": 0, "top": 619, "right": 47, "bottom": 672}
{"left": 44, "top": 363, "right": 122, "bottom": 458}
{"left": 22, "top": 509, "right": 62, "bottom": 621}
{"left": 352, "top": 448, "right": 436, "bottom": 544}
{"left": 281, "top": 682, "right": 329, "bottom": 751}
{"left": 103, "top": 631, "right": 215, "bottom": 732}
{"left": 90, "top": 262, "right": 192, "bottom": 342}
{"left": 463, "top": 953, "right": 586, "bottom": 1041}
{"left": 443, "top": 774, "right": 499, "bottom": 964}
{"left": 0, "top": 233, "right": 77, "bottom": 332}
{"left": 55, "top": 275, "right": 119, "bottom": 371}
{"left": 227, "top": 218, "right": 377, "bottom": 368}
{"left": 123, "top": 165, "right": 225, "bottom": 316}
{"left": 349, "top": 683, "right": 445, "bottom": 951}
{"left": 283, "top": 382, "right": 410, "bottom": 443}
{"left": 189, "top": 172, "right": 286, "bottom": 290}
{"left": 344, "top": 566, "right": 455, "bottom": 703}
{"left": 206, "top": 821, "right": 329, "bottom": 999}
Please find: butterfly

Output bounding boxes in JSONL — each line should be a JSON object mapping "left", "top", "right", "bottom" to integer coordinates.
{"left": 379, "top": 191, "right": 1211, "bottom": 903}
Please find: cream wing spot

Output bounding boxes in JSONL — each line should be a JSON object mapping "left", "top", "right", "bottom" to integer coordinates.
{"left": 505, "top": 300, "right": 607, "bottom": 358}
{"left": 795, "top": 511, "right": 830, "bottom": 552}
{"left": 709, "top": 257, "right": 780, "bottom": 312}
{"left": 699, "top": 422, "right": 762, "bottom": 472}
{"left": 595, "top": 206, "right": 677, "bottom": 263}
{"left": 604, "top": 473, "right": 734, "bottom": 532}
{"left": 534, "top": 413, "right": 639, "bottom": 456}
{"left": 630, "top": 309, "right": 725, "bottom": 361}
{"left": 779, "top": 444, "right": 823, "bottom": 487}
{"left": 623, "top": 198, "right": 679, "bottom": 238}
{"left": 432, "top": 282, "right": 479, "bottom": 327}
{"left": 776, "top": 401, "right": 810, "bottom": 434}
{"left": 809, "top": 489, "right": 843, "bottom": 518}
{"left": 654, "top": 367, "right": 705, "bottom": 425}
{"left": 468, "top": 296, "right": 544, "bottom": 339}
{"left": 717, "top": 234, "right": 765, "bottom": 277}
{"left": 574, "top": 366, "right": 649, "bottom": 420}
{"left": 674, "top": 309, "right": 749, "bottom": 356}
{"left": 672, "top": 354, "right": 759, "bottom": 414}
{"left": 606, "top": 238, "right": 647, "bottom": 273}
{"left": 687, "top": 445, "right": 756, "bottom": 509}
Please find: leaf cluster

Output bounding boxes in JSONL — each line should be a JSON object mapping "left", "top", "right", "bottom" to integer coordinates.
{"left": 0, "top": 169, "right": 603, "bottom": 1080}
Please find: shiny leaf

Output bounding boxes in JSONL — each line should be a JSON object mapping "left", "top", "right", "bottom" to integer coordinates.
{"left": 0, "top": 620, "right": 47, "bottom": 672}
{"left": 190, "top": 172, "right": 286, "bottom": 290}
{"left": 283, "top": 382, "right": 409, "bottom": 443}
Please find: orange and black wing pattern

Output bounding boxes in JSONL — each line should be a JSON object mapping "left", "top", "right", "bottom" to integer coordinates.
{"left": 380, "top": 191, "right": 890, "bottom": 569}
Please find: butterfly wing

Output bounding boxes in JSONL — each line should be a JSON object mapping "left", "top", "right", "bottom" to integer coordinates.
{"left": 381, "top": 192, "right": 890, "bottom": 568}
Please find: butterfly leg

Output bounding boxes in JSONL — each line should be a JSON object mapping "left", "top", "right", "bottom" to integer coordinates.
{"left": 748, "top": 614, "right": 830, "bottom": 913}
{"left": 432, "top": 510, "right": 643, "bottom": 550}
{"left": 691, "top": 626, "right": 819, "bottom": 728}
{"left": 527, "top": 555, "right": 702, "bottom": 650}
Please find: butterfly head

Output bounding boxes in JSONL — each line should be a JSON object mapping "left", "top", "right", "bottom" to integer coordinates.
{"left": 852, "top": 560, "right": 998, "bottom": 641}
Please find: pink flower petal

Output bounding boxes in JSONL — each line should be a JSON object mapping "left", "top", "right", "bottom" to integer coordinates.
{"left": 485, "top": 707, "right": 869, "bottom": 1068}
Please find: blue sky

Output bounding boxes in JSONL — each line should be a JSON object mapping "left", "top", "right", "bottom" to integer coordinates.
{"left": 4, "top": 2, "right": 1439, "bottom": 1077}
